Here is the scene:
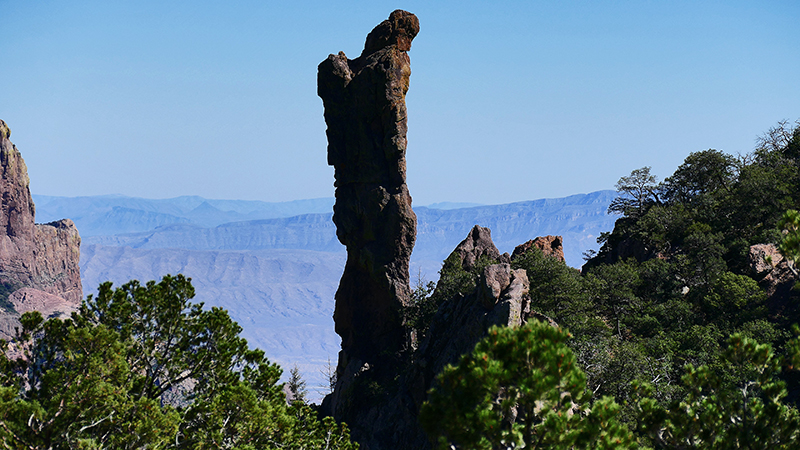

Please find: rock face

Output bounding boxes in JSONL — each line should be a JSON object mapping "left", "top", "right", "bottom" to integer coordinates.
{"left": 350, "top": 229, "right": 538, "bottom": 449}
{"left": 419, "top": 235, "right": 533, "bottom": 384}
{"left": 319, "top": 7, "right": 418, "bottom": 409}
{"left": 748, "top": 243, "right": 798, "bottom": 319}
{"left": 0, "top": 120, "right": 82, "bottom": 340}
{"left": 322, "top": 220, "right": 567, "bottom": 448}
{"left": 420, "top": 231, "right": 534, "bottom": 378}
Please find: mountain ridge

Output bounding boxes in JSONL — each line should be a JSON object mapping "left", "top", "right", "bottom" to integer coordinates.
{"left": 58, "top": 190, "right": 616, "bottom": 267}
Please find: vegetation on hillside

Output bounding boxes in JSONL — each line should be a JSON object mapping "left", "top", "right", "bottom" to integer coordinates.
{"left": 0, "top": 275, "right": 356, "bottom": 449}
{"left": 421, "top": 319, "right": 800, "bottom": 449}
{"left": 422, "top": 119, "right": 800, "bottom": 448}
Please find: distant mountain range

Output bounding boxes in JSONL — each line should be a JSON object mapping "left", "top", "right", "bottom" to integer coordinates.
{"left": 33, "top": 194, "right": 337, "bottom": 234}
{"left": 35, "top": 191, "right": 616, "bottom": 266}
{"left": 34, "top": 191, "right": 618, "bottom": 396}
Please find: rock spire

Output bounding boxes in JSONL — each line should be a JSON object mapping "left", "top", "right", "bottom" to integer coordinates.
{"left": 318, "top": 10, "right": 419, "bottom": 363}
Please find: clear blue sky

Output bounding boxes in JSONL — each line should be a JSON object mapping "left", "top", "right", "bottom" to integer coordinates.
{"left": 2, "top": 1, "right": 798, "bottom": 205}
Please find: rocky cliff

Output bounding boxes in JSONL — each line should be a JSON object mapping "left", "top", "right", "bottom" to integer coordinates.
{"left": 512, "top": 235, "right": 565, "bottom": 263}
{"left": 0, "top": 120, "right": 82, "bottom": 340}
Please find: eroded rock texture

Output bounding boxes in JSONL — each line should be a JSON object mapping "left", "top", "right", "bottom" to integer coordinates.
{"left": 319, "top": 10, "right": 418, "bottom": 370}
{"left": 322, "top": 222, "right": 564, "bottom": 449}
{"left": 318, "top": 10, "right": 420, "bottom": 446}
{"left": 512, "top": 235, "right": 565, "bottom": 263}
{"left": 0, "top": 120, "right": 82, "bottom": 340}
{"left": 394, "top": 229, "right": 536, "bottom": 449}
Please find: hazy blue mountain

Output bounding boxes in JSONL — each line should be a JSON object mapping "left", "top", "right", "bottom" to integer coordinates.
{"left": 423, "top": 201, "right": 485, "bottom": 210}
{"left": 68, "top": 206, "right": 193, "bottom": 236}
{"left": 81, "top": 191, "right": 616, "bottom": 268}
{"left": 414, "top": 190, "right": 616, "bottom": 268}
{"left": 33, "top": 194, "right": 336, "bottom": 234}
{"left": 85, "top": 213, "right": 344, "bottom": 253}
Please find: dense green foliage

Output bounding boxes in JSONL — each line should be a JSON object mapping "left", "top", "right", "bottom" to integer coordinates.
{"left": 422, "top": 321, "right": 800, "bottom": 449}
{"left": 595, "top": 120, "right": 800, "bottom": 278}
{"left": 421, "top": 320, "right": 636, "bottom": 450}
{"left": 569, "top": 120, "right": 800, "bottom": 421}
{"left": 0, "top": 275, "right": 356, "bottom": 449}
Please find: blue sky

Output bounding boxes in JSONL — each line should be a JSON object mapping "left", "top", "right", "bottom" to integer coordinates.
{"left": 2, "top": 1, "right": 798, "bottom": 205}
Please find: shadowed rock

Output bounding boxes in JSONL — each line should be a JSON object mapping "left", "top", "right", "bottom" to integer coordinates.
{"left": 318, "top": 10, "right": 418, "bottom": 367}
{"left": 318, "top": 10, "right": 420, "bottom": 446}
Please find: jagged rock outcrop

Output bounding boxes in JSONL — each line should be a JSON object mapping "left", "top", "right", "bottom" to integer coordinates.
{"left": 477, "top": 263, "right": 528, "bottom": 319}
{"left": 0, "top": 120, "right": 82, "bottom": 340}
{"left": 512, "top": 235, "right": 565, "bottom": 263}
{"left": 319, "top": 10, "right": 419, "bottom": 363}
{"left": 324, "top": 223, "right": 537, "bottom": 449}
{"left": 419, "top": 243, "right": 531, "bottom": 386}
{"left": 324, "top": 218, "right": 570, "bottom": 449}
{"left": 33, "top": 219, "right": 82, "bottom": 302}
{"left": 418, "top": 230, "right": 540, "bottom": 376}
{"left": 749, "top": 243, "right": 787, "bottom": 280}
{"left": 389, "top": 230, "right": 538, "bottom": 449}
{"left": 449, "top": 225, "right": 509, "bottom": 270}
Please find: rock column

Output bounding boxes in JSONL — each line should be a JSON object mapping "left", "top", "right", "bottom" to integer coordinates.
{"left": 318, "top": 10, "right": 419, "bottom": 363}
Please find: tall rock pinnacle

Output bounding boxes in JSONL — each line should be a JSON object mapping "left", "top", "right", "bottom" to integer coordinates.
{"left": 318, "top": 10, "right": 419, "bottom": 362}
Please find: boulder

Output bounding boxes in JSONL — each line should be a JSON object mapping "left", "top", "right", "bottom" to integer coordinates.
{"left": 749, "top": 243, "right": 785, "bottom": 276}
{"left": 748, "top": 243, "right": 798, "bottom": 318}
{"left": 477, "top": 263, "right": 529, "bottom": 326}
